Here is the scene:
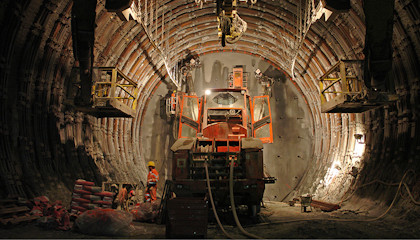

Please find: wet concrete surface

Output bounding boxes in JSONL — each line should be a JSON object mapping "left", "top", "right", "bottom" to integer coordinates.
{"left": 2, "top": 201, "right": 419, "bottom": 239}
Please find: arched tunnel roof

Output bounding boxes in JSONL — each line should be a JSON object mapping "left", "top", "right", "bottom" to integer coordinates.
{"left": 0, "top": 0, "right": 419, "bottom": 207}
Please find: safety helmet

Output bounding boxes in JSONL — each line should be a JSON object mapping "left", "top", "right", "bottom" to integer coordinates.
{"left": 148, "top": 161, "right": 155, "bottom": 167}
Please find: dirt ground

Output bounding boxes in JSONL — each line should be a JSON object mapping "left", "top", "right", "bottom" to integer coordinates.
{"left": 1, "top": 201, "right": 419, "bottom": 239}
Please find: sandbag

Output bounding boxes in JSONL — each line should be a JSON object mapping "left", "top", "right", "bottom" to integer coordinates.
{"left": 130, "top": 202, "right": 159, "bottom": 222}
{"left": 72, "top": 198, "right": 91, "bottom": 203}
{"left": 151, "top": 199, "right": 161, "bottom": 211}
{"left": 75, "top": 209, "right": 134, "bottom": 236}
{"left": 82, "top": 194, "right": 101, "bottom": 201}
{"left": 94, "top": 191, "right": 115, "bottom": 197}
{"left": 93, "top": 200, "right": 112, "bottom": 205}
{"left": 75, "top": 179, "right": 95, "bottom": 186}
{"left": 74, "top": 189, "right": 92, "bottom": 195}
{"left": 83, "top": 185, "right": 102, "bottom": 193}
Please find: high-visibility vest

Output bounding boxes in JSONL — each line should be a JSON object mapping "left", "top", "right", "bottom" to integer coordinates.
{"left": 171, "top": 93, "right": 176, "bottom": 110}
{"left": 147, "top": 169, "right": 159, "bottom": 186}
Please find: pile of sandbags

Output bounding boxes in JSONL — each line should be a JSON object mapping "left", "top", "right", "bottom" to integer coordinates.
{"left": 70, "top": 179, "right": 115, "bottom": 214}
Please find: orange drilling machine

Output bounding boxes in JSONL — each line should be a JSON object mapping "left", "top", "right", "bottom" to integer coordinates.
{"left": 169, "top": 66, "right": 275, "bottom": 216}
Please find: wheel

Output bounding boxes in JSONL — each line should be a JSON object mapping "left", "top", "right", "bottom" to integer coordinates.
{"left": 221, "top": 33, "right": 226, "bottom": 47}
{"left": 248, "top": 204, "right": 261, "bottom": 217}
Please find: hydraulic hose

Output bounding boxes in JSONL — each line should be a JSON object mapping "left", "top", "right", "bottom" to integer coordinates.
{"left": 339, "top": 178, "right": 399, "bottom": 205}
{"left": 255, "top": 169, "right": 418, "bottom": 227}
{"left": 340, "top": 170, "right": 417, "bottom": 205}
{"left": 229, "top": 157, "right": 263, "bottom": 239}
{"left": 205, "top": 162, "right": 234, "bottom": 239}
{"left": 403, "top": 182, "right": 420, "bottom": 205}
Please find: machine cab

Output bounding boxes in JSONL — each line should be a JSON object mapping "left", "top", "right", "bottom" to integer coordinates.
{"left": 177, "top": 86, "right": 273, "bottom": 143}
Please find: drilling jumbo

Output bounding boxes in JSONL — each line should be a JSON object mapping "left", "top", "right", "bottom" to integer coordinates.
{"left": 168, "top": 66, "right": 275, "bottom": 218}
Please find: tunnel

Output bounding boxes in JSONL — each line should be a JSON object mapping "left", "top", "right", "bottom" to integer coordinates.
{"left": 0, "top": 0, "right": 419, "bottom": 238}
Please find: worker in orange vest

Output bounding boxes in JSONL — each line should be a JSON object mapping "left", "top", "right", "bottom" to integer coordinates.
{"left": 171, "top": 90, "right": 177, "bottom": 111}
{"left": 145, "top": 161, "right": 159, "bottom": 203}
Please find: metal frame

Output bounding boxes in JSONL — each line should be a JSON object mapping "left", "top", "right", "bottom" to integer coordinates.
{"left": 319, "top": 60, "right": 398, "bottom": 113}
{"left": 90, "top": 67, "right": 138, "bottom": 117}
{"left": 318, "top": 60, "right": 380, "bottom": 113}
{"left": 319, "top": 60, "right": 364, "bottom": 105}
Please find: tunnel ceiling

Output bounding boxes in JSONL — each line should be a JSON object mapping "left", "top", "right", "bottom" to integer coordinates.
{"left": 0, "top": 0, "right": 419, "bottom": 204}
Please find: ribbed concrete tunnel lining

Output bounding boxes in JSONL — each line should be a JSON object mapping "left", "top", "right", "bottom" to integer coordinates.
{"left": 0, "top": 0, "right": 419, "bottom": 221}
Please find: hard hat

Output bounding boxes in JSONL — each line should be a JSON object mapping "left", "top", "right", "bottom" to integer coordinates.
{"left": 173, "top": 90, "right": 176, "bottom": 93}
{"left": 148, "top": 161, "right": 155, "bottom": 167}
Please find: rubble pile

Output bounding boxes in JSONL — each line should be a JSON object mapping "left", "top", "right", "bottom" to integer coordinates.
{"left": 130, "top": 199, "right": 161, "bottom": 222}
{"left": 75, "top": 209, "right": 135, "bottom": 236}
{"left": 29, "top": 196, "right": 71, "bottom": 230}
{"left": 70, "top": 179, "right": 114, "bottom": 214}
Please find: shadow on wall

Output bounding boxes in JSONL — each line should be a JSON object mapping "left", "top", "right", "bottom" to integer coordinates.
{"left": 140, "top": 85, "right": 177, "bottom": 193}
{"left": 15, "top": 113, "right": 105, "bottom": 205}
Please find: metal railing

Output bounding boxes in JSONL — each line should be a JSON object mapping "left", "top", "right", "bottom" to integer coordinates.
{"left": 92, "top": 67, "right": 138, "bottom": 114}
{"left": 319, "top": 60, "right": 365, "bottom": 105}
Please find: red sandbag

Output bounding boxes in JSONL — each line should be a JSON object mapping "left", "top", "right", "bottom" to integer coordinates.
{"left": 83, "top": 185, "right": 102, "bottom": 193}
{"left": 71, "top": 205, "right": 87, "bottom": 212}
{"left": 74, "top": 184, "right": 83, "bottom": 190}
{"left": 82, "top": 194, "right": 101, "bottom": 201}
{"left": 130, "top": 208, "right": 145, "bottom": 221}
{"left": 151, "top": 199, "right": 161, "bottom": 211}
{"left": 70, "top": 209, "right": 79, "bottom": 214}
{"left": 75, "top": 179, "right": 95, "bottom": 186}
{"left": 72, "top": 193, "right": 81, "bottom": 198}
{"left": 30, "top": 206, "right": 43, "bottom": 216}
{"left": 93, "top": 200, "right": 112, "bottom": 205}
{"left": 72, "top": 198, "right": 91, "bottom": 204}
{"left": 81, "top": 203, "right": 100, "bottom": 210}
{"left": 34, "top": 196, "right": 50, "bottom": 206}
{"left": 74, "top": 189, "right": 92, "bottom": 195}
{"left": 94, "top": 191, "right": 115, "bottom": 197}
{"left": 103, "top": 196, "right": 113, "bottom": 202}
{"left": 130, "top": 202, "right": 157, "bottom": 222}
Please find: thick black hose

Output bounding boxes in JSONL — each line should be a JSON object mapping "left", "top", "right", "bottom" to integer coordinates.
{"left": 205, "top": 162, "right": 234, "bottom": 239}
{"left": 229, "top": 157, "right": 263, "bottom": 239}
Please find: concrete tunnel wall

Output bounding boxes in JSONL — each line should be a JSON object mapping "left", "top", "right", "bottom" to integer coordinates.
{"left": 0, "top": 0, "right": 419, "bottom": 216}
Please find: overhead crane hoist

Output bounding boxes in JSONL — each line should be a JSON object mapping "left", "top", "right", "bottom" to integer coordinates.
{"left": 217, "top": 0, "right": 248, "bottom": 47}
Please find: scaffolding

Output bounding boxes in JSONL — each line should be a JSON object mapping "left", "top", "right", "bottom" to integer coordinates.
{"left": 73, "top": 67, "right": 138, "bottom": 118}
{"left": 319, "top": 60, "right": 397, "bottom": 113}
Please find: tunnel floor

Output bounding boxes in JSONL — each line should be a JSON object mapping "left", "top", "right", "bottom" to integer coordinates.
{"left": 1, "top": 201, "right": 419, "bottom": 239}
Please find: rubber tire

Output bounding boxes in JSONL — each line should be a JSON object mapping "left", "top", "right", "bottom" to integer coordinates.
{"left": 221, "top": 33, "right": 226, "bottom": 47}
{"left": 248, "top": 204, "right": 261, "bottom": 217}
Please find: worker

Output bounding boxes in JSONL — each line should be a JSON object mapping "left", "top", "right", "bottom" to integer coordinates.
{"left": 145, "top": 161, "right": 159, "bottom": 203}
{"left": 110, "top": 184, "right": 119, "bottom": 209}
{"left": 171, "top": 90, "right": 177, "bottom": 111}
{"left": 125, "top": 185, "right": 136, "bottom": 209}
{"left": 116, "top": 185, "right": 128, "bottom": 210}
{"left": 128, "top": 187, "right": 135, "bottom": 199}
